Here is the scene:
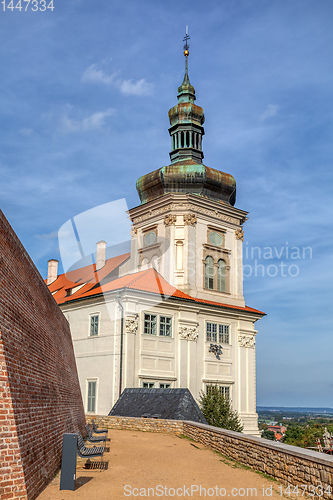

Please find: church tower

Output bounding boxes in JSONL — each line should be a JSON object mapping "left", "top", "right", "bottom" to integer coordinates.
{"left": 129, "top": 33, "right": 247, "bottom": 309}
{"left": 48, "top": 32, "right": 264, "bottom": 435}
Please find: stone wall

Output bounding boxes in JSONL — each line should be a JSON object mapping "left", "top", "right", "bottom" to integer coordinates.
{"left": 89, "top": 416, "right": 333, "bottom": 498}
{"left": 0, "top": 210, "right": 86, "bottom": 500}
{"left": 86, "top": 415, "right": 184, "bottom": 435}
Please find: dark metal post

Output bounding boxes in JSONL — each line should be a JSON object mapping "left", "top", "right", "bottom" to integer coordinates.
{"left": 60, "top": 433, "right": 77, "bottom": 491}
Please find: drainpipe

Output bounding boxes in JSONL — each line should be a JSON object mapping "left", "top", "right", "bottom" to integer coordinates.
{"left": 116, "top": 294, "right": 124, "bottom": 398}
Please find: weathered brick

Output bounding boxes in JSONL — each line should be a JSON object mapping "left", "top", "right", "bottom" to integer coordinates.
{"left": 0, "top": 210, "right": 86, "bottom": 500}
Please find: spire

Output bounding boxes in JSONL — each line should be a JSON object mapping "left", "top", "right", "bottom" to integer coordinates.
{"left": 168, "top": 28, "right": 205, "bottom": 163}
{"left": 183, "top": 27, "right": 190, "bottom": 83}
{"left": 177, "top": 27, "right": 196, "bottom": 104}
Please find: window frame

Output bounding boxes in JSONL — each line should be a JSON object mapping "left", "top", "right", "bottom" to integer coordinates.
{"left": 143, "top": 313, "right": 173, "bottom": 338}
{"left": 205, "top": 384, "right": 231, "bottom": 401}
{"left": 206, "top": 321, "right": 230, "bottom": 344}
{"left": 217, "top": 259, "right": 226, "bottom": 292}
{"left": 86, "top": 379, "right": 98, "bottom": 413}
{"left": 144, "top": 313, "right": 157, "bottom": 335}
{"left": 204, "top": 256, "right": 215, "bottom": 290}
{"left": 89, "top": 313, "right": 100, "bottom": 337}
{"left": 142, "top": 382, "right": 155, "bottom": 388}
{"left": 159, "top": 315, "right": 172, "bottom": 337}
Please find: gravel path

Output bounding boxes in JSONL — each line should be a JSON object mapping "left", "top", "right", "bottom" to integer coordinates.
{"left": 38, "top": 429, "right": 287, "bottom": 499}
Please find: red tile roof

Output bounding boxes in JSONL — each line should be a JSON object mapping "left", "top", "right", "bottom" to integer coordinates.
{"left": 47, "top": 255, "right": 265, "bottom": 316}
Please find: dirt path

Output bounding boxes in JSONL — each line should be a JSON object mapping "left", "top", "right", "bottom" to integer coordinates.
{"left": 38, "top": 429, "right": 287, "bottom": 499}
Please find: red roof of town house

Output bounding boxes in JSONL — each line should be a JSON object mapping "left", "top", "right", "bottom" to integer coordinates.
{"left": 47, "top": 255, "right": 265, "bottom": 316}
{"left": 267, "top": 425, "right": 287, "bottom": 434}
{"left": 275, "top": 433, "right": 283, "bottom": 442}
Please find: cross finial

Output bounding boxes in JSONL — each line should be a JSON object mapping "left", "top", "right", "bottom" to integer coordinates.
{"left": 183, "top": 26, "right": 190, "bottom": 55}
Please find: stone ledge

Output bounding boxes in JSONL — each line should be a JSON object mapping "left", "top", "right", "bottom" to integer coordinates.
{"left": 183, "top": 421, "right": 333, "bottom": 467}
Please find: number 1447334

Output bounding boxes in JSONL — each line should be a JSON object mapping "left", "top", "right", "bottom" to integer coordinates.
{"left": 1, "top": 0, "right": 54, "bottom": 11}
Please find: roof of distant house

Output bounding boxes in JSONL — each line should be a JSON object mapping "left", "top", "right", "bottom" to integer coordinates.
{"left": 46, "top": 255, "right": 265, "bottom": 316}
{"left": 109, "top": 388, "right": 207, "bottom": 423}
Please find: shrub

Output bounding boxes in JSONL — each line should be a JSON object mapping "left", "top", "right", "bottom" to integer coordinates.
{"left": 199, "top": 385, "right": 243, "bottom": 432}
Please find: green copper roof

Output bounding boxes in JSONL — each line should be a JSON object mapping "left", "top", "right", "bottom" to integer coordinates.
{"left": 136, "top": 160, "right": 236, "bottom": 206}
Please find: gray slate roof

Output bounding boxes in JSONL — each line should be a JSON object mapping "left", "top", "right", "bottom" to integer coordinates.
{"left": 109, "top": 388, "right": 207, "bottom": 424}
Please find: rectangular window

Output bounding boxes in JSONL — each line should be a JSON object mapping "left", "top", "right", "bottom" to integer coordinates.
{"left": 144, "top": 314, "right": 157, "bottom": 335}
{"left": 219, "top": 324, "right": 229, "bottom": 344}
{"left": 90, "top": 315, "right": 99, "bottom": 336}
{"left": 219, "top": 386, "right": 230, "bottom": 400}
{"left": 87, "top": 381, "right": 96, "bottom": 412}
{"left": 159, "top": 316, "right": 172, "bottom": 337}
{"left": 206, "top": 322, "right": 229, "bottom": 344}
{"left": 159, "top": 383, "right": 171, "bottom": 389}
{"left": 206, "top": 322, "right": 217, "bottom": 342}
{"left": 142, "top": 382, "right": 155, "bottom": 388}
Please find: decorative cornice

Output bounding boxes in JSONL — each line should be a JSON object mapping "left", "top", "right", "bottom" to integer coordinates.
{"left": 183, "top": 213, "right": 197, "bottom": 225}
{"left": 128, "top": 193, "right": 248, "bottom": 226}
{"left": 238, "top": 334, "right": 255, "bottom": 348}
{"left": 179, "top": 325, "right": 198, "bottom": 342}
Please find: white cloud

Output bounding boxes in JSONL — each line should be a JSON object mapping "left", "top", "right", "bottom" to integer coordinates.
{"left": 61, "top": 108, "right": 115, "bottom": 133}
{"left": 118, "top": 78, "right": 153, "bottom": 96}
{"left": 82, "top": 64, "right": 119, "bottom": 85}
{"left": 35, "top": 231, "right": 58, "bottom": 240}
{"left": 82, "top": 63, "right": 153, "bottom": 96}
{"left": 259, "top": 104, "right": 279, "bottom": 121}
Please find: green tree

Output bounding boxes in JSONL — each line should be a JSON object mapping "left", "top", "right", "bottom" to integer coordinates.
{"left": 261, "top": 429, "right": 276, "bottom": 441}
{"left": 199, "top": 385, "right": 243, "bottom": 432}
{"left": 284, "top": 425, "right": 305, "bottom": 447}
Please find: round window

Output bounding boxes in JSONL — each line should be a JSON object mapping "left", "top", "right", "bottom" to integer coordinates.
{"left": 209, "top": 232, "right": 223, "bottom": 246}
{"left": 144, "top": 231, "right": 157, "bottom": 246}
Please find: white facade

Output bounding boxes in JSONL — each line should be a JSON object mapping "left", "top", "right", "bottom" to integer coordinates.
{"left": 57, "top": 191, "right": 263, "bottom": 436}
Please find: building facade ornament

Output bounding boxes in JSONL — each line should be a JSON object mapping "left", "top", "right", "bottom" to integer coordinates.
{"left": 235, "top": 228, "right": 244, "bottom": 241}
{"left": 183, "top": 213, "right": 197, "bottom": 225}
{"left": 179, "top": 325, "right": 198, "bottom": 341}
{"left": 190, "top": 205, "right": 239, "bottom": 225}
{"left": 208, "top": 343, "right": 223, "bottom": 359}
{"left": 164, "top": 214, "right": 177, "bottom": 226}
{"left": 125, "top": 317, "right": 139, "bottom": 334}
{"left": 238, "top": 334, "right": 255, "bottom": 348}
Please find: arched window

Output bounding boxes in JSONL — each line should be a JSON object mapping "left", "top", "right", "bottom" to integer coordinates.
{"left": 205, "top": 256, "right": 214, "bottom": 289}
{"left": 217, "top": 259, "right": 226, "bottom": 292}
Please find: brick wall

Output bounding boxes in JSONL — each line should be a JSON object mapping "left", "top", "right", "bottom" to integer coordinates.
{"left": 88, "top": 416, "right": 333, "bottom": 498}
{"left": 0, "top": 210, "right": 86, "bottom": 500}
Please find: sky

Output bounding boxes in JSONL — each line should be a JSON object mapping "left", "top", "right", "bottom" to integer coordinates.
{"left": 1, "top": 0, "right": 333, "bottom": 408}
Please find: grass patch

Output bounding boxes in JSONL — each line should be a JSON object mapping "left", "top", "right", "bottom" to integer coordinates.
{"left": 177, "top": 434, "right": 195, "bottom": 442}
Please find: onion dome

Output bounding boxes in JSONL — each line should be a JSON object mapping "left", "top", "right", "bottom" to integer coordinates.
{"left": 136, "top": 31, "right": 236, "bottom": 206}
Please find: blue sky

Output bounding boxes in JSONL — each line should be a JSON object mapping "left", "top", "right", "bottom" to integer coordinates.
{"left": 1, "top": 0, "right": 333, "bottom": 407}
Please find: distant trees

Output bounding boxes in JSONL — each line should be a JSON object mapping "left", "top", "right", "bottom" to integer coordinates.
{"left": 261, "top": 429, "right": 276, "bottom": 441}
{"left": 199, "top": 385, "right": 243, "bottom": 432}
{"left": 284, "top": 421, "right": 333, "bottom": 448}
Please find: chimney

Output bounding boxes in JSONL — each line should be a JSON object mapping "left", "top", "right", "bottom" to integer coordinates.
{"left": 96, "top": 241, "right": 107, "bottom": 271}
{"left": 47, "top": 259, "right": 59, "bottom": 285}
